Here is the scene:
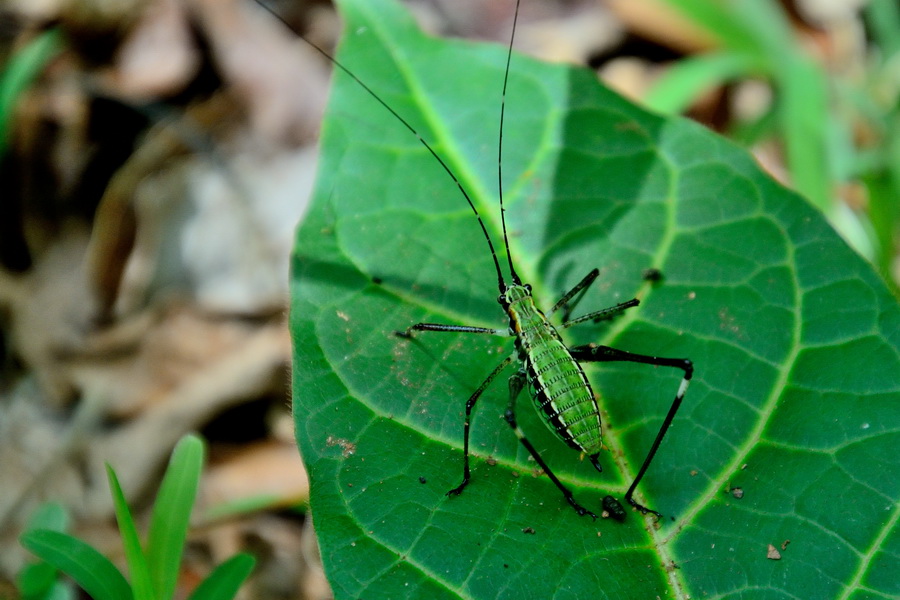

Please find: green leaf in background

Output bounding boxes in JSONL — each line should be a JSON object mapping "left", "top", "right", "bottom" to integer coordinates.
{"left": 288, "top": 0, "right": 900, "bottom": 598}
{"left": 19, "top": 530, "right": 133, "bottom": 600}
{"left": 146, "top": 434, "right": 204, "bottom": 600}
{"left": 185, "top": 553, "right": 255, "bottom": 600}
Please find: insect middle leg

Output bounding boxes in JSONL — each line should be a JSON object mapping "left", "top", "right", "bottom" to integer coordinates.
{"left": 505, "top": 371, "right": 599, "bottom": 519}
{"left": 394, "top": 322, "right": 510, "bottom": 496}
{"left": 568, "top": 344, "right": 693, "bottom": 519}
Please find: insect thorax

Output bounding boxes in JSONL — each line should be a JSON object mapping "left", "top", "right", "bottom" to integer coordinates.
{"left": 503, "top": 284, "right": 603, "bottom": 454}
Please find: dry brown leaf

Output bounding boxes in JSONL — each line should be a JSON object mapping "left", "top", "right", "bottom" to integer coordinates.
{"left": 112, "top": 0, "right": 200, "bottom": 98}
{"left": 190, "top": 0, "right": 329, "bottom": 146}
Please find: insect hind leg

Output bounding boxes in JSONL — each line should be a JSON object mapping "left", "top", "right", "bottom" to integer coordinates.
{"left": 569, "top": 344, "right": 693, "bottom": 519}
{"left": 505, "top": 371, "right": 598, "bottom": 520}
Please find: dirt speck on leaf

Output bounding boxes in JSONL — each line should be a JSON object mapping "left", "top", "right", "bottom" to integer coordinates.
{"left": 326, "top": 435, "right": 356, "bottom": 457}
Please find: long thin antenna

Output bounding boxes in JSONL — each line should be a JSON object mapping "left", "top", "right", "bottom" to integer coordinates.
{"left": 252, "top": 0, "right": 506, "bottom": 292}
{"left": 498, "top": 0, "right": 522, "bottom": 285}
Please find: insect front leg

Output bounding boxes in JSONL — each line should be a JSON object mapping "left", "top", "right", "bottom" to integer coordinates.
{"left": 395, "top": 323, "right": 505, "bottom": 337}
{"left": 549, "top": 268, "right": 600, "bottom": 322}
{"left": 549, "top": 268, "right": 639, "bottom": 327}
{"left": 561, "top": 299, "right": 640, "bottom": 329}
{"left": 569, "top": 344, "right": 693, "bottom": 519}
{"left": 505, "top": 370, "right": 599, "bottom": 520}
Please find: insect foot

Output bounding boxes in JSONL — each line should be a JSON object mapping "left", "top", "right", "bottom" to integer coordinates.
{"left": 446, "top": 479, "right": 469, "bottom": 497}
{"left": 568, "top": 498, "right": 599, "bottom": 520}
{"left": 627, "top": 497, "right": 664, "bottom": 521}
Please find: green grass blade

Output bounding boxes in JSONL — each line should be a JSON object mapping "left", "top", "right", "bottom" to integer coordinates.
{"left": 106, "top": 465, "right": 156, "bottom": 600}
{"left": 864, "top": 171, "right": 900, "bottom": 287}
{"left": 203, "top": 494, "right": 284, "bottom": 521}
{"left": 0, "top": 29, "right": 62, "bottom": 156}
{"left": 185, "top": 554, "right": 255, "bottom": 600}
{"left": 19, "top": 530, "right": 133, "bottom": 600}
{"left": 776, "top": 55, "right": 833, "bottom": 213}
{"left": 728, "top": 0, "right": 795, "bottom": 60}
{"left": 659, "top": 0, "right": 793, "bottom": 62}
{"left": 655, "top": 0, "right": 761, "bottom": 55}
{"left": 145, "top": 434, "right": 204, "bottom": 600}
{"left": 644, "top": 51, "right": 758, "bottom": 114}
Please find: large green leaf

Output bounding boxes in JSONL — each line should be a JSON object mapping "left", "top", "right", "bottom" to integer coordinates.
{"left": 289, "top": 0, "right": 900, "bottom": 598}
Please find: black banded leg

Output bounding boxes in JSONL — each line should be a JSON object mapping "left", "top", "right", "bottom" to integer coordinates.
{"left": 447, "top": 356, "right": 513, "bottom": 496}
{"left": 550, "top": 268, "right": 600, "bottom": 322}
{"left": 561, "top": 299, "right": 640, "bottom": 330}
{"left": 505, "top": 371, "right": 598, "bottom": 520}
{"left": 548, "top": 268, "right": 640, "bottom": 327}
{"left": 395, "top": 318, "right": 510, "bottom": 495}
{"left": 395, "top": 322, "right": 505, "bottom": 338}
{"left": 569, "top": 344, "right": 693, "bottom": 519}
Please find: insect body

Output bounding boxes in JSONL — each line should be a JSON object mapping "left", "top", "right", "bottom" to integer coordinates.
{"left": 400, "top": 262, "right": 692, "bottom": 519}
{"left": 261, "top": 0, "right": 693, "bottom": 520}
{"left": 390, "top": 2, "right": 694, "bottom": 520}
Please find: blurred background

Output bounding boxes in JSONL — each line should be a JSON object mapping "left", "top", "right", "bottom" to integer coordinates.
{"left": 0, "top": 0, "right": 896, "bottom": 598}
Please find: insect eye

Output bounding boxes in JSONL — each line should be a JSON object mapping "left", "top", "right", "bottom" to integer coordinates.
{"left": 498, "top": 294, "right": 506, "bottom": 304}
{"left": 524, "top": 284, "right": 532, "bottom": 293}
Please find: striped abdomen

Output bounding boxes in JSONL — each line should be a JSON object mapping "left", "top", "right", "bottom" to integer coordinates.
{"left": 504, "top": 285, "right": 603, "bottom": 454}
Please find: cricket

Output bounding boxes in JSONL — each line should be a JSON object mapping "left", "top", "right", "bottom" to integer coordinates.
{"left": 262, "top": 0, "right": 694, "bottom": 521}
